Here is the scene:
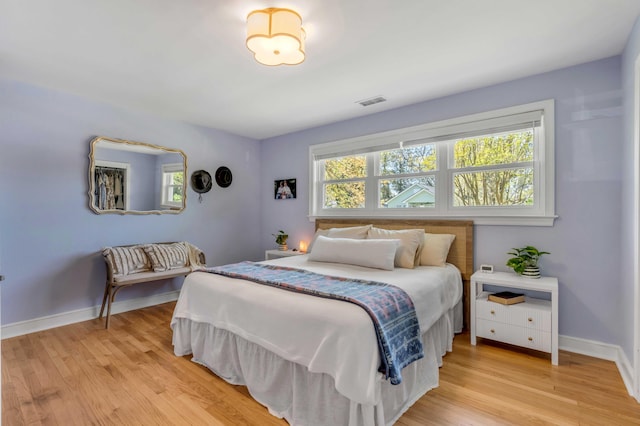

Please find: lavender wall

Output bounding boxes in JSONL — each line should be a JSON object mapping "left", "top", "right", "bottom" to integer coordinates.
{"left": 0, "top": 78, "right": 262, "bottom": 325}
{"left": 621, "top": 17, "right": 640, "bottom": 361}
{"left": 260, "top": 57, "right": 625, "bottom": 349}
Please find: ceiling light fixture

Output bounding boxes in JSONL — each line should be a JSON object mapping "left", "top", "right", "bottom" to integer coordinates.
{"left": 246, "top": 8, "right": 305, "bottom": 66}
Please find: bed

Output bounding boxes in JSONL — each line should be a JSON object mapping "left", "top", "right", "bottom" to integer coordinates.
{"left": 171, "top": 219, "right": 473, "bottom": 426}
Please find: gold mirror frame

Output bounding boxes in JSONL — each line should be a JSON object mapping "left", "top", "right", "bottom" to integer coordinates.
{"left": 88, "top": 136, "right": 187, "bottom": 215}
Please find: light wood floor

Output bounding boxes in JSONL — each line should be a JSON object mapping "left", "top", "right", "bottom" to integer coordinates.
{"left": 3, "top": 302, "right": 640, "bottom": 425}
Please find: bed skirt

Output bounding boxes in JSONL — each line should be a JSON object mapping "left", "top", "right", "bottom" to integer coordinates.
{"left": 172, "top": 301, "right": 461, "bottom": 426}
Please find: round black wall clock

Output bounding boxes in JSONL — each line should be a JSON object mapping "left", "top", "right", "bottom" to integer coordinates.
{"left": 215, "top": 166, "right": 232, "bottom": 188}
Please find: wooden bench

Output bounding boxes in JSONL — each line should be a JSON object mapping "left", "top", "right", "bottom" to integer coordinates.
{"left": 99, "top": 242, "right": 205, "bottom": 328}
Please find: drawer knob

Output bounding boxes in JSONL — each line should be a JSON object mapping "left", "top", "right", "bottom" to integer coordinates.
{"left": 490, "top": 329, "right": 495, "bottom": 334}
{"left": 490, "top": 310, "right": 495, "bottom": 315}
{"left": 528, "top": 317, "right": 533, "bottom": 322}
{"left": 528, "top": 337, "right": 533, "bottom": 342}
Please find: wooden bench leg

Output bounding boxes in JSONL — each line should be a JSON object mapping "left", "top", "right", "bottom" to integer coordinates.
{"left": 104, "top": 286, "right": 127, "bottom": 329}
{"left": 99, "top": 281, "right": 110, "bottom": 319}
{"left": 99, "top": 281, "right": 116, "bottom": 329}
{"left": 105, "top": 285, "right": 117, "bottom": 329}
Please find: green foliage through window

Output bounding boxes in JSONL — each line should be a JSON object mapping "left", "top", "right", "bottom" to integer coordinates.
{"left": 172, "top": 172, "right": 184, "bottom": 202}
{"left": 452, "top": 131, "right": 533, "bottom": 207}
{"left": 324, "top": 182, "right": 365, "bottom": 208}
{"left": 324, "top": 156, "right": 366, "bottom": 180}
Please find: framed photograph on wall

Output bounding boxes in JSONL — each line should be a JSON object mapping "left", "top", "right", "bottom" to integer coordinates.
{"left": 274, "top": 178, "right": 296, "bottom": 200}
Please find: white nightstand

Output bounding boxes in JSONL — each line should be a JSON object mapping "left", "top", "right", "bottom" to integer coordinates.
{"left": 265, "top": 249, "right": 306, "bottom": 260}
{"left": 470, "top": 270, "right": 558, "bottom": 365}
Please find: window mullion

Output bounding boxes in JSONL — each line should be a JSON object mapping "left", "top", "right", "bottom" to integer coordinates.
{"left": 377, "top": 171, "right": 433, "bottom": 180}
{"left": 454, "top": 161, "right": 534, "bottom": 174}
{"left": 323, "top": 177, "right": 366, "bottom": 184}
{"left": 366, "top": 153, "right": 377, "bottom": 210}
{"left": 433, "top": 142, "right": 448, "bottom": 214}
{"left": 533, "top": 126, "right": 544, "bottom": 212}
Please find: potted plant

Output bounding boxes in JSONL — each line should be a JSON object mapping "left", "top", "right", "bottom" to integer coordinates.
{"left": 506, "top": 246, "right": 549, "bottom": 279}
{"left": 273, "top": 230, "right": 289, "bottom": 251}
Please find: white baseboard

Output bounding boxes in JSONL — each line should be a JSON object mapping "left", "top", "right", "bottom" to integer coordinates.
{"left": 560, "top": 335, "right": 635, "bottom": 398}
{"left": 1, "top": 290, "right": 180, "bottom": 339}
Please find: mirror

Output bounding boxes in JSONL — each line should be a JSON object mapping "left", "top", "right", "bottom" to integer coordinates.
{"left": 88, "top": 136, "right": 187, "bottom": 215}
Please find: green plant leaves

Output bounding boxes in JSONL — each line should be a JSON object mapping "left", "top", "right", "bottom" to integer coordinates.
{"left": 506, "top": 246, "right": 549, "bottom": 274}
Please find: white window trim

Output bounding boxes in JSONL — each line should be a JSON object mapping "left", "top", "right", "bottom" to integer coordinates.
{"left": 309, "top": 100, "right": 556, "bottom": 226}
{"left": 161, "top": 163, "right": 183, "bottom": 208}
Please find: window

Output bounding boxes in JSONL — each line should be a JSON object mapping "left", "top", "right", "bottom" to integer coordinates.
{"left": 161, "top": 163, "right": 184, "bottom": 208}
{"left": 310, "top": 100, "right": 555, "bottom": 226}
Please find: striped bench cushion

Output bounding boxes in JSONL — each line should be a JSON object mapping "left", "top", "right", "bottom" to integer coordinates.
{"left": 142, "top": 242, "right": 189, "bottom": 272}
{"left": 103, "top": 245, "right": 152, "bottom": 276}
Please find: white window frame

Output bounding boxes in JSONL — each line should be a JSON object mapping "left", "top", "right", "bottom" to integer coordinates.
{"left": 161, "top": 163, "right": 184, "bottom": 208}
{"left": 309, "top": 100, "right": 556, "bottom": 226}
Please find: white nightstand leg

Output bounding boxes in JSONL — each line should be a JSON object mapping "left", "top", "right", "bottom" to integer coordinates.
{"left": 470, "top": 278, "right": 477, "bottom": 345}
{"left": 551, "top": 287, "right": 558, "bottom": 365}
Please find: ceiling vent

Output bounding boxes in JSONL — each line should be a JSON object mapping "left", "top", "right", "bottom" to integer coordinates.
{"left": 357, "top": 96, "right": 387, "bottom": 107}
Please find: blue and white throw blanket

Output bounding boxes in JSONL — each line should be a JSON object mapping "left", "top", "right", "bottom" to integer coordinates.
{"left": 204, "top": 261, "right": 424, "bottom": 385}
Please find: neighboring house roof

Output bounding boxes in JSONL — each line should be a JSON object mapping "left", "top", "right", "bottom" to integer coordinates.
{"left": 385, "top": 183, "right": 435, "bottom": 208}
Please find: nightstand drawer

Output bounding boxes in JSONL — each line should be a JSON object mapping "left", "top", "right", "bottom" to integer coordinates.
{"left": 476, "top": 297, "right": 551, "bottom": 331}
{"left": 476, "top": 319, "right": 551, "bottom": 352}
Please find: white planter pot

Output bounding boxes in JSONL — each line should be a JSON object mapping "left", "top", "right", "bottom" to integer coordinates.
{"left": 522, "top": 266, "right": 541, "bottom": 279}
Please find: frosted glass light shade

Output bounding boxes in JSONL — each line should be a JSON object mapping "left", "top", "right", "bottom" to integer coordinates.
{"left": 246, "top": 8, "right": 305, "bottom": 66}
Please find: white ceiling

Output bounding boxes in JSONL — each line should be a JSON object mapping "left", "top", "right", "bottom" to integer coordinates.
{"left": 1, "top": 0, "right": 639, "bottom": 140}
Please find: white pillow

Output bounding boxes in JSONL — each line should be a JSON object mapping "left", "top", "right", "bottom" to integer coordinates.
{"left": 420, "top": 233, "right": 456, "bottom": 267}
{"left": 307, "top": 229, "right": 330, "bottom": 252}
{"left": 308, "top": 225, "right": 372, "bottom": 251}
{"left": 367, "top": 227, "right": 425, "bottom": 269}
{"left": 308, "top": 236, "right": 399, "bottom": 270}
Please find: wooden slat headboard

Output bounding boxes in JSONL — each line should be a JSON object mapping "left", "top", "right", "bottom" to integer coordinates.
{"left": 315, "top": 218, "right": 474, "bottom": 329}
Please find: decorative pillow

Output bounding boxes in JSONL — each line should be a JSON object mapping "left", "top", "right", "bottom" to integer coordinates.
{"left": 420, "top": 233, "right": 456, "bottom": 267}
{"left": 307, "top": 225, "right": 372, "bottom": 251}
{"left": 308, "top": 236, "right": 399, "bottom": 270}
{"left": 142, "top": 242, "right": 190, "bottom": 272}
{"left": 367, "top": 227, "right": 425, "bottom": 269}
{"left": 103, "top": 245, "right": 151, "bottom": 276}
{"left": 326, "top": 225, "right": 372, "bottom": 239}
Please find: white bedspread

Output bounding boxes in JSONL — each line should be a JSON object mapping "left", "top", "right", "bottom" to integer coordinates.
{"left": 171, "top": 255, "right": 462, "bottom": 406}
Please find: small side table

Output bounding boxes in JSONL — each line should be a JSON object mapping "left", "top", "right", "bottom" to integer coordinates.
{"left": 265, "top": 249, "right": 306, "bottom": 260}
{"left": 470, "top": 270, "right": 559, "bottom": 365}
